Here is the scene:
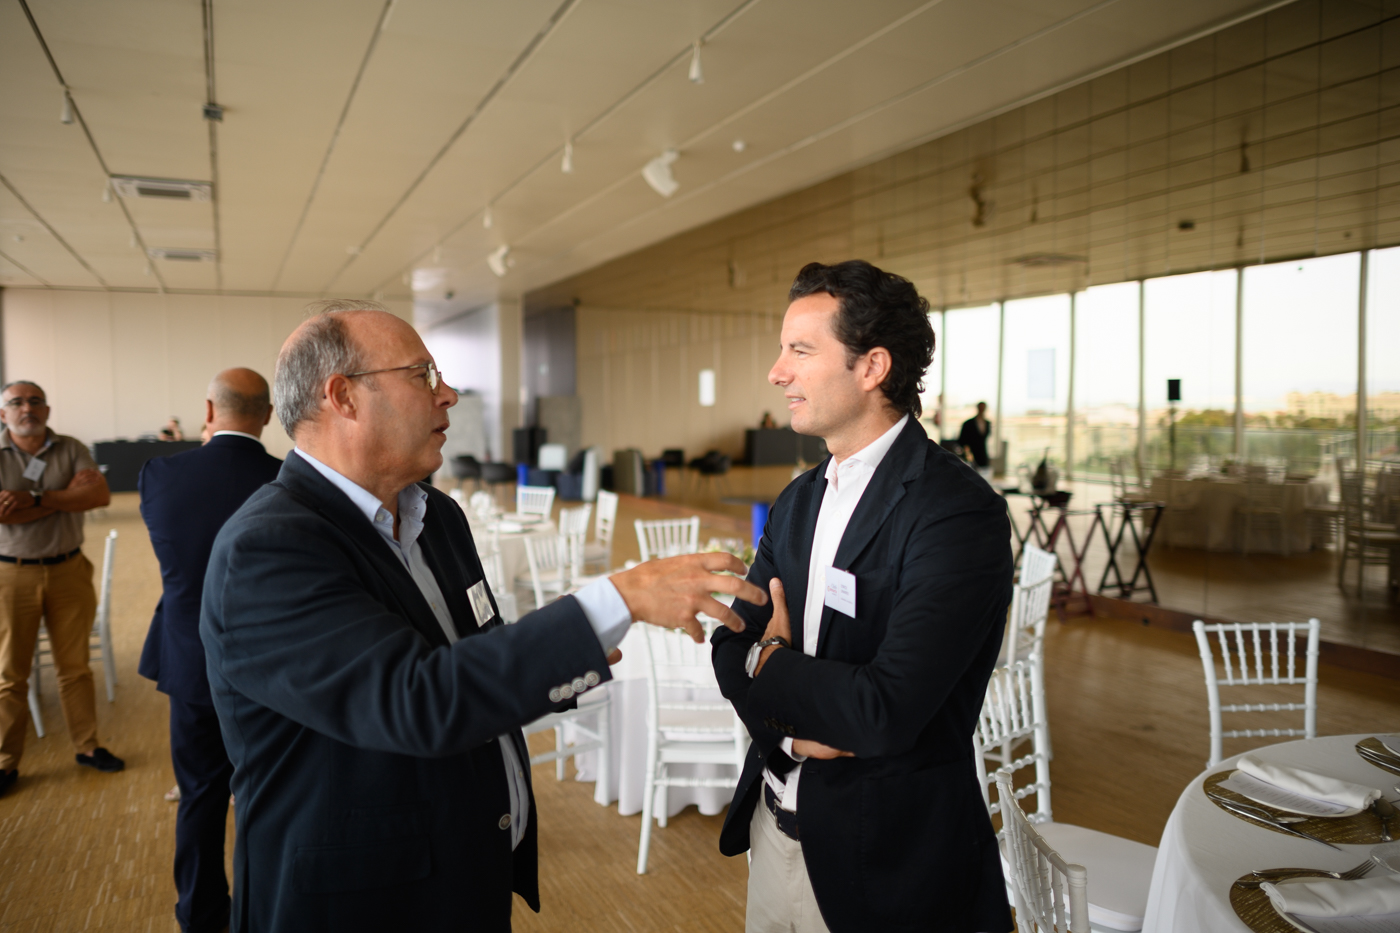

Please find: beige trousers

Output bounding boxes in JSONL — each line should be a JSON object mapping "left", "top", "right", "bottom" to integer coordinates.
{"left": 746, "top": 799, "right": 832, "bottom": 933}
{"left": 0, "top": 554, "right": 99, "bottom": 770}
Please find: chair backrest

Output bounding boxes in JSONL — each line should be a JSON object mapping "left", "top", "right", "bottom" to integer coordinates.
{"left": 580, "top": 448, "right": 600, "bottom": 502}
{"left": 595, "top": 490, "right": 619, "bottom": 547}
{"left": 635, "top": 516, "right": 700, "bottom": 561}
{"left": 1191, "top": 618, "right": 1320, "bottom": 767}
{"left": 996, "top": 768, "right": 1090, "bottom": 933}
{"left": 1005, "top": 545, "right": 1056, "bottom": 665}
{"left": 559, "top": 505, "right": 591, "bottom": 577}
{"left": 637, "top": 621, "right": 745, "bottom": 752}
{"left": 523, "top": 533, "right": 568, "bottom": 608}
{"left": 516, "top": 485, "right": 556, "bottom": 517}
{"left": 1108, "top": 457, "right": 1131, "bottom": 499}
{"left": 974, "top": 656, "right": 1052, "bottom": 823}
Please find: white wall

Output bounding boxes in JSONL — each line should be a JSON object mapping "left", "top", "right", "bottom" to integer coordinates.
{"left": 1, "top": 288, "right": 410, "bottom": 458}
{"left": 419, "top": 298, "right": 522, "bottom": 462}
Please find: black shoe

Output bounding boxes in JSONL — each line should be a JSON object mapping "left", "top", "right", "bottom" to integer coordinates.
{"left": 76, "top": 748, "right": 125, "bottom": 773}
{"left": 0, "top": 769, "right": 16, "bottom": 797}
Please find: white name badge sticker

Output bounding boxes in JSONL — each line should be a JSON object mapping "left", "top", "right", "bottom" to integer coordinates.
{"left": 823, "top": 567, "right": 857, "bottom": 617}
{"left": 467, "top": 580, "right": 496, "bottom": 627}
{"left": 22, "top": 457, "right": 46, "bottom": 482}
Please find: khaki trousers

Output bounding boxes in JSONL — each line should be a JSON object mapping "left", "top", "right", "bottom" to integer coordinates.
{"left": 746, "top": 799, "right": 832, "bottom": 933}
{"left": 0, "top": 554, "right": 99, "bottom": 770}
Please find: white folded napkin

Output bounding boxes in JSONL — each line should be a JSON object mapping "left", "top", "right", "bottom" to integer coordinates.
{"left": 1262, "top": 875, "right": 1400, "bottom": 918}
{"left": 1236, "top": 755, "right": 1381, "bottom": 811}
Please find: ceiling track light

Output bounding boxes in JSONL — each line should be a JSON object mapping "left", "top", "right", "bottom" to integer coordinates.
{"left": 483, "top": 206, "right": 494, "bottom": 229}
{"left": 561, "top": 139, "right": 574, "bottom": 174}
{"left": 642, "top": 150, "right": 680, "bottom": 198}
{"left": 101, "top": 183, "right": 111, "bottom": 203}
{"left": 487, "top": 244, "right": 510, "bottom": 278}
{"left": 60, "top": 89, "right": 73, "bottom": 125}
{"left": 688, "top": 41, "right": 704, "bottom": 84}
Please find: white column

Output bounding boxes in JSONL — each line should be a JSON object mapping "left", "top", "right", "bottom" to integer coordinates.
{"left": 1358, "top": 250, "right": 1369, "bottom": 470}
{"left": 994, "top": 301, "right": 1005, "bottom": 475}
{"left": 1137, "top": 281, "right": 1146, "bottom": 473}
{"left": 1066, "top": 291, "right": 1077, "bottom": 479}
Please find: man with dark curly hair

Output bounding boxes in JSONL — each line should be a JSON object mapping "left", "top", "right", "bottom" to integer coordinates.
{"left": 712, "top": 260, "right": 1014, "bottom": 933}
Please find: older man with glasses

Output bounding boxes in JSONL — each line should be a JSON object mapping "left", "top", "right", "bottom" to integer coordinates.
{"left": 200, "top": 300, "right": 767, "bottom": 932}
{"left": 0, "top": 381, "right": 119, "bottom": 799}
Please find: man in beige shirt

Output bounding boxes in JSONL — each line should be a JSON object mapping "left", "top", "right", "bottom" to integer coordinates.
{"left": 0, "top": 380, "right": 120, "bottom": 798}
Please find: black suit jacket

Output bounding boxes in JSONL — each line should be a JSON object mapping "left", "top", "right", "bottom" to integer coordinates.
{"left": 200, "top": 452, "right": 611, "bottom": 933}
{"left": 712, "top": 418, "right": 1014, "bottom": 933}
{"left": 138, "top": 434, "right": 283, "bottom": 704}
{"left": 957, "top": 416, "right": 992, "bottom": 466}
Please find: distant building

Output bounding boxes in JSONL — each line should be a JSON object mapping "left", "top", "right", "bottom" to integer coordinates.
{"left": 1285, "top": 391, "right": 1400, "bottom": 422}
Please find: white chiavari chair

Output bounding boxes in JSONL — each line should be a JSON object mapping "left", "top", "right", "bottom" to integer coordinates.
{"left": 636, "top": 621, "right": 748, "bottom": 873}
{"left": 1192, "top": 618, "right": 1319, "bottom": 768}
{"left": 996, "top": 768, "right": 1089, "bottom": 933}
{"left": 584, "top": 490, "right": 619, "bottom": 572}
{"left": 975, "top": 657, "right": 1157, "bottom": 931}
{"left": 29, "top": 531, "right": 118, "bottom": 737}
{"left": 520, "top": 534, "right": 570, "bottom": 611}
{"left": 1005, "top": 544, "right": 1057, "bottom": 665}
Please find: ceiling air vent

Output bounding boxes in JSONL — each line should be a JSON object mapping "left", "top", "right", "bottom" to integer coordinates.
{"left": 148, "top": 248, "right": 217, "bottom": 262}
{"left": 111, "top": 176, "right": 212, "bottom": 202}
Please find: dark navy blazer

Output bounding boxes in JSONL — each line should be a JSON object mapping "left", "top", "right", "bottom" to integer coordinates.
{"left": 201, "top": 452, "right": 610, "bottom": 933}
{"left": 138, "top": 433, "right": 283, "bottom": 703}
{"left": 712, "top": 417, "right": 1015, "bottom": 933}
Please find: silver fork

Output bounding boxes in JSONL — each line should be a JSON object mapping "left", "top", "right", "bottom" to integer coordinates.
{"left": 1247, "top": 857, "right": 1379, "bottom": 886}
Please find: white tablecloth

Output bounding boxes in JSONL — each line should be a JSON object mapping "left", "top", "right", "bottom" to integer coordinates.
{"left": 564, "top": 623, "right": 739, "bottom": 818}
{"left": 1142, "top": 734, "right": 1394, "bottom": 932}
{"left": 1150, "top": 477, "right": 1329, "bottom": 553}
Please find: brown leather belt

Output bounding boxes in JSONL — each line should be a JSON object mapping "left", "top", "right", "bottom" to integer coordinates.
{"left": 763, "top": 783, "right": 800, "bottom": 841}
{"left": 0, "top": 547, "right": 81, "bottom": 567}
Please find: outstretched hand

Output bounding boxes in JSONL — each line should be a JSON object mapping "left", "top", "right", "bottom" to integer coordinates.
{"left": 610, "top": 552, "right": 769, "bottom": 643}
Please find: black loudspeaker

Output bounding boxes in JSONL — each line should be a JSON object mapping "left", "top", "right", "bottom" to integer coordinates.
{"left": 1167, "top": 379, "right": 1182, "bottom": 403}
{"left": 512, "top": 427, "right": 546, "bottom": 466}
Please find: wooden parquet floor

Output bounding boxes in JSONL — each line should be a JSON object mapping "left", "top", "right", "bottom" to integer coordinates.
{"left": 2, "top": 489, "right": 1399, "bottom": 931}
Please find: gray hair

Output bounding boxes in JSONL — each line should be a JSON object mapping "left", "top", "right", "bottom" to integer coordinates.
{"left": 2, "top": 381, "right": 45, "bottom": 398}
{"left": 273, "top": 300, "right": 386, "bottom": 438}
{"left": 210, "top": 380, "right": 271, "bottom": 420}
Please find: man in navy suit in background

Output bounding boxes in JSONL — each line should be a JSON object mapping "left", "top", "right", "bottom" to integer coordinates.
{"left": 139, "top": 368, "right": 282, "bottom": 933}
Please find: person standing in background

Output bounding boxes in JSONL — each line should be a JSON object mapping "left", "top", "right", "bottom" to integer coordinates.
{"left": 0, "top": 381, "right": 119, "bottom": 799}
{"left": 958, "top": 401, "right": 993, "bottom": 470}
{"left": 139, "top": 368, "right": 282, "bottom": 933}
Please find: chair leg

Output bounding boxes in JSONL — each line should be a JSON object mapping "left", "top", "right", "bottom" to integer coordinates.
{"left": 594, "top": 702, "right": 611, "bottom": 806}
{"left": 27, "top": 666, "right": 45, "bottom": 739}
{"left": 555, "top": 725, "right": 566, "bottom": 781}
{"left": 656, "top": 779, "right": 668, "bottom": 829}
{"left": 637, "top": 764, "right": 657, "bottom": 874}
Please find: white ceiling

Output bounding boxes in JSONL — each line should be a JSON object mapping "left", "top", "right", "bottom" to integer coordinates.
{"left": 0, "top": 0, "right": 1294, "bottom": 312}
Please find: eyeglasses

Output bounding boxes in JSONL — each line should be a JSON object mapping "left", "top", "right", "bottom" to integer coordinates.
{"left": 3, "top": 396, "right": 48, "bottom": 409}
{"left": 343, "top": 361, "right": 443, "bottom": 392}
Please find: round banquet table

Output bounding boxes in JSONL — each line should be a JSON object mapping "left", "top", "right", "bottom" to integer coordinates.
{"left": 1142, "top": 734, "right": 1396, "bottom": 932}
{"left": 563, "top": 622, "right": 739, "bottom": 819}
{"left": 1149, "top": 477, "right": 1329, "bottom": 553}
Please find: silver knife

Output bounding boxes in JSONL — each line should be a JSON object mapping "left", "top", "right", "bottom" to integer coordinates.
{"left": 1207, "top": 793, "right": 1342, "bottom": 850}
{"left": 1358, "top": 744, "right": 1400, "bottom": 771}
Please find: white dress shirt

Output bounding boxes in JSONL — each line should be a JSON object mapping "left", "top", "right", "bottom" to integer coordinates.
{"left": 294, "top": 449, "right": 631, "bottom": 849}
{"left": 761, "top": 414, "right": 908, "bottom": 812}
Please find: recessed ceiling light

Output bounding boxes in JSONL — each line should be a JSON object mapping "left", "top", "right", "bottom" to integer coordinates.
{"left": 148, "top": 247, "right": 216, "bottom": 262}
{"left": 562, "top": 139, "right": 574, "bottom": 174}
{"left": 732, "top": 139, "right": 746, "bottom": 152}
{"left": 111, "top": 176, "right": 212, "bottom": 202}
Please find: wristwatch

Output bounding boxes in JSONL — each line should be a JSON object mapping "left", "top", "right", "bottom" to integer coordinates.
{"left": 745, "top": 636, "right": 791, "bottom": 678}
{"left": 31, "top": 490, "right": 43, "bottom": 508}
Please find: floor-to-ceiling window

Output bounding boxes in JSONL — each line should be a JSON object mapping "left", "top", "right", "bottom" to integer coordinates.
{"left": 1072, "top": 282, "right": 1140, "bottom": 478}
{"left": 943, "top": 304, "right": 1000, "bottom": 457}
{"left": 1001, "top": 295, "right": 1071, "bottom": 475}
{"left": 1241, "top": 253, "right": 1359, "bottom": 475}
{"left": 919, "top": 310, "right": 944, "bottom": 439}
{"left": 1143, "top": 269, "right": 1238, "bottom": 473}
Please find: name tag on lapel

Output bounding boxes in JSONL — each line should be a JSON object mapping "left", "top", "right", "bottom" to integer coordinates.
{"left": 823, "top": 567, "right": 856, "bottom": 617}
{"left": 22, "top": 457, "right": 46, "bottom": 482}
{"left": 467, "top": 580, "right": 496, "bottom": 628}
